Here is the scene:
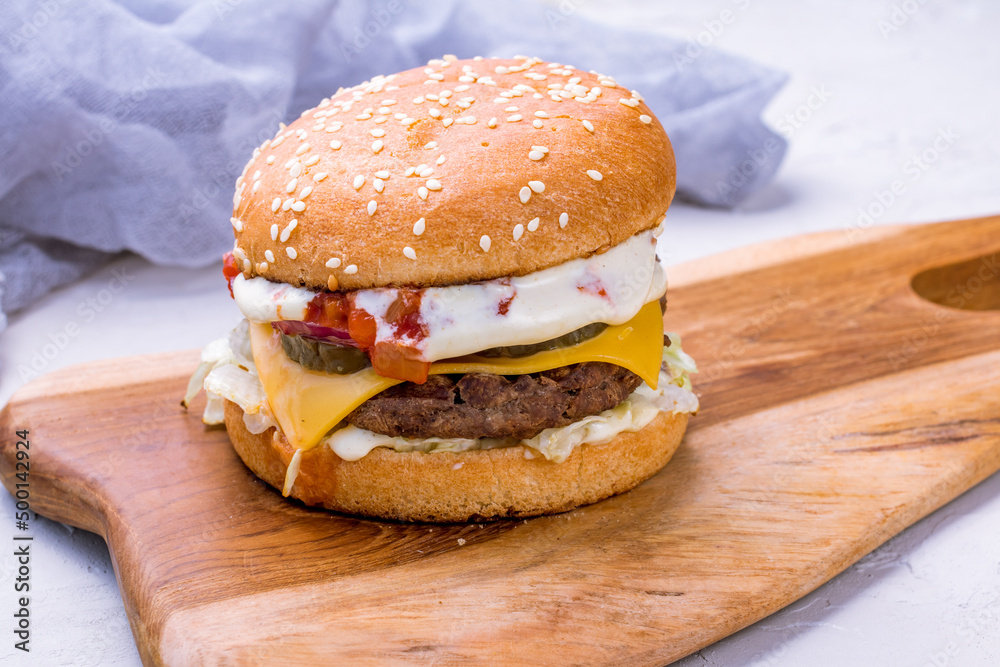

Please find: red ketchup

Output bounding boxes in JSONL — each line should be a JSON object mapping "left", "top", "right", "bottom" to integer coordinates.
{"left": 285, "top": 288, "right": 431, "bottom": 384}
{"left": 222, "top": 252, "right": 240, "bottom": 298}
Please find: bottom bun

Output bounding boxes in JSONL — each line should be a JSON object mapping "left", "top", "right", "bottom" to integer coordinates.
{"left": 224, "top": 400, "right": 689, "bottom": 523}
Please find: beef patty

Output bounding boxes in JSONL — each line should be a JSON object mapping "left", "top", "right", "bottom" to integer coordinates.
{"left": 346, "top": 362, "right": 644, "bottom": 440}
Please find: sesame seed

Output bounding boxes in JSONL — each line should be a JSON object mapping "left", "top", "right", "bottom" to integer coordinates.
{"left": 429, "top": 72, "right": 444, "bottom": 81}
{"left": 271, "top": 198, "right": 281, "bottom": 212}
{"left": 401, "top": 117, "right": 417, "bottom": 126}
{"left": 455, "top": 84, "right": 470, "bottom": 92}
{"left": 291, "top": 201, "right": 305, "bottom": 212}
{"left": 265, "top": 249, "right": 275, "bottom": 262}
{"left": 231, "top": 217, "right": 243, "bottom": 232}
{"left": 418, "top": 167, "right": 433, "bottom": 178}
{"left": 305, "top": 155, "right": 320, "bottom": 166}
{"left": 375, "top": 170, "right": 390, "bottom": 179}
{"left": 528, "top": 180, "right": 545, "bottom": 193}
{"left": 527, "top": 217, "right": 540, "bottom": 232}
{"left": 413, "top": 96, "right": 425, "bottom": 104}
{"left": 300, "top": 186, "right": 313, "bottom": 199}
{"left": 344, "top": 264, "right": 358, "bottom": 275}
{"left": 371, "top": 140, "right": 383, "bottom": 153}
{"left": 480, "top": 235, "right": 492, "bottom": 252}
{"left": 639, "top": 114, "right": 652, "bottom": 124}
{"left": 619, "top": 98, "right": 639, "bottom": 107}
{"left": 426, "top": 179, "right": 442, "bottom": 191}
{"left": 404, "top": 167, "right": 416, "bottom": 176}
{"left": 495, "top": 66, "right": 508, "bottom": 74}
{"left": 582, "top": 120, "right": 594, "bottom": 132}
{"left": 381, "top": 99, "right": 397, "bottom": 106}
{"left": 367, "top": 200, "right": 377, "bottom": 215}
{"left": 373, "top": 178, "right": 384, "bottom": 192}
{"left": 313, "top": 172, "right": 328, "bottom": 182}
{"left": 403, "top": 246, "right": 417, "bottom": 260}
{"left": 424, "top": 141, "right": 438, "bottom": 149}
{"left": 259, "top": 262, "right": 269, "bottom": 273}
{"left": 426, "top": 93, "right": 439, "bottom": 101}
{"left": 439, "top": 98, "right": 449, "bottom": 107}
{"left": 252, "top": 170, "right": 261, "bottom": 181}
{"left": 282, "top": 198, "right": 294, "bottom": 211}
{"left": 266, "top": 155, "right": 276, "bottom": 164}
{"left": 559, "top": 212, "right": 569, "bottom": 228}
{"left": 531, "top": 145, "right": 549, "bottom": 153}
{"left": 286, "top": 247, "right": 298, "bottom": 259}
{"left": 532, "top": 119, "right": 543, "bottom": 128}
{"left": 513, "top": 224, "right": 524, "bottom": 241}
{"left": 519, "top": 187, "right": 531, "bottom": 204}
{"left": 442, "top": 118, "right": 453, "bottom": 127}
{"left": 488, "top": 117, "right": 498, "bottom": 128}
{"left": 528, "top": 150, "right": 545, "bottom": 161}
{"left": 271, "top": 135, "right": 285, "bottom": 147}
{"left": 353, "top": 175, "right": 365, "bottom": 190}
{"left": 418, "top": 186, "right": 429, "bottom": 200}
{"left": 493, "top": 97, "right": 508, "bottom": 104}
{"left": 436, "top": 155, "right": 446, "bottom": 165}
{"left": 329, "top": 140, "right": 341, "bottom": 150}
{"left": 534, "top": 110, "right": 549, "bottom": 118}
{"left": 286, "top": 178, "right": 298, "bottom": 193}
{"left": 413, "top": 218, "right": 425, "bottom": 235}
{"left": 252, "top": 181, "right": 261, "bottom": 193}
{"left": 284, "top": 157, "right": 298, "bottom": 169}
{"left": 505, "top": 106, "right": 519, "bottom": 112}
{"left": 456, "top": 116, "right": 476, "bottom": 124}
{"left": 290, "top": 163, "right": 302, "bottom": 178}
{"left": 280, "top": 218, "right": 299, "bottom": 243}
{"left": 507, "top": 114, "right": 522, "bottom": 122}
{"left": 370, "top": 128, "right": 385, "bottom": 137}
{"left": 356, "top": 112, "right": 372, "bottom": 120}
{"left": 587, "top": 169, "right": 603, "bottom": 181}
{"left": 457, "top": 101, "right": 470, "bottom": 109}
{"left": 325, "top": 257, "right": 341, "bottom": 269}
{"left": 270, "top": 223, "right": 279, "bottom": 240}
{"left": 295, "top": 143, "right": 310, "bottom": 155}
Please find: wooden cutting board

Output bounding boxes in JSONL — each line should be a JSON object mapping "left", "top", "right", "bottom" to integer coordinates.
{"left": 2, "top": 215, "right": 999, "bottom": 665}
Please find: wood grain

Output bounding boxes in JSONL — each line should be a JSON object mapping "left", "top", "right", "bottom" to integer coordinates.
{"left": 2, "top": 215, "right": 999, "bottom": 665}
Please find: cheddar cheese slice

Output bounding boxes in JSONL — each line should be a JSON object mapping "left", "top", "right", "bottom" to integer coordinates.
{"left": 249, "top": 300, "right": 664, "bottom": 450}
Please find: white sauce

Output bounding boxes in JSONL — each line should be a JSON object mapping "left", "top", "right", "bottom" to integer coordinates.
{"left": 232, "top": 229, "right": 666, "bottom": 362}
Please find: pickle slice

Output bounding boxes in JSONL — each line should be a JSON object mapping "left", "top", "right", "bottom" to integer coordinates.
{"left": 476, "top": 322, "right": 609, "bottom": 358}
{"left": 280, "top": 333, "right": 371, "bottom": 374}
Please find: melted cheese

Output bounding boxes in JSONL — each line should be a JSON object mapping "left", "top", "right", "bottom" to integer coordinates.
{"left": 249, "top": 301, "right": 665, "bottom": 451}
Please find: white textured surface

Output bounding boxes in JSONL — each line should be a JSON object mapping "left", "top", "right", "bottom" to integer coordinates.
{"left": 2, "top": 2, "right": 1000, "bottom": 664}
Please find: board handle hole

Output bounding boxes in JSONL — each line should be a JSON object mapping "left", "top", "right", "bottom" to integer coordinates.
{"left": 911, "top": 251, "right": 1000, "bottom": 311}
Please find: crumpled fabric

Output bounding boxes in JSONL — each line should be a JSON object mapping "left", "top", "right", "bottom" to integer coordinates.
{"left": 0, "top": 0, "right": 787, "bottom": 326}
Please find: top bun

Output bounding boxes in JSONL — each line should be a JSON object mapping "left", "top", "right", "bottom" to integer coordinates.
{"left": 230, "top": 56, "right": 675, "bottom": 291}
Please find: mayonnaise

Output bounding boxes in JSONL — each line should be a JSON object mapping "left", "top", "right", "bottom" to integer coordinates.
{"left": 232, "top": 228, "right": 666, "bottom": 362}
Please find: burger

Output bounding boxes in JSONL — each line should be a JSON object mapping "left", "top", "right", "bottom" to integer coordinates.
{"left": 184, "top": 55, "right": 698, "bottom": 522}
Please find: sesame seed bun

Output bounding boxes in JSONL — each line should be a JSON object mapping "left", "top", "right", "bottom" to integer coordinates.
{"left": 230, "top": 56, "right": 676, "bottom": 291}
{"left": 224, "top": 400, "right": 688, "bottom": 523}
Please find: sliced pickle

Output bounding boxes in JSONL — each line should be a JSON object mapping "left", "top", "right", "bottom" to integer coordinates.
{"left": 280, "top": 333, "right": 370, "bottom": 374}
{"left": 476, "top": 322, "right": 609, "bottom": 358}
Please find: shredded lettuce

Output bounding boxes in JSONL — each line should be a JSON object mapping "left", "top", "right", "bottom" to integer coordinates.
{"left": 183, "top": 321, "right": 275, "bottom": 433}
{"left": 663, "top": 332, "right": 698, "bottom": 391}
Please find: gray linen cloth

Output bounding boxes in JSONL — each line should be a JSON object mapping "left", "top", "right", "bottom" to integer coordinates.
{"left": 0, "top": 0, "right": 787, "bottom": 330}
